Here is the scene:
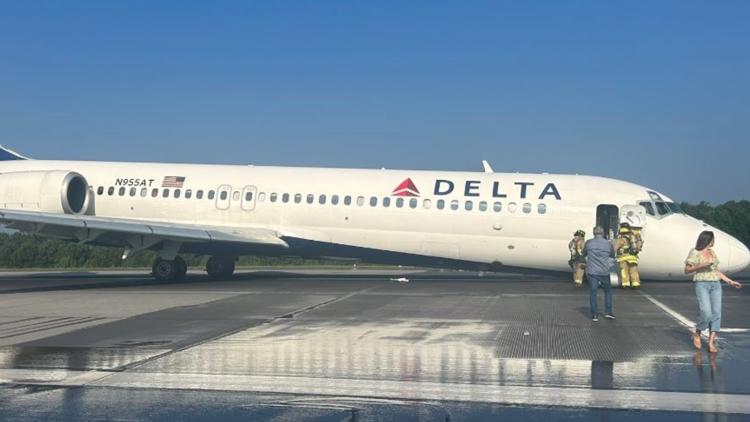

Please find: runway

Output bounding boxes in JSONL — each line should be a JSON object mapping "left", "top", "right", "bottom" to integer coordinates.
{"left": 0, "top": 269, "right": 748, "bottom": 421}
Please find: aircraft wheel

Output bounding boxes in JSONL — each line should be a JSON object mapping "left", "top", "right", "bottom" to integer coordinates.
{"left": 173, "top": 256, "right": 188, "bottom": 280}
{"left": 152, "top": 258, "right": 178, "bottom": 281}
{"left": 206, "top": 256, "right": 235, "bottom": 279}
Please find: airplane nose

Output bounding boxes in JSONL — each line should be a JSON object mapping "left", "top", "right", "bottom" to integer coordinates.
{"left": 730, "top": 240, "right": 750, "bottom": 272}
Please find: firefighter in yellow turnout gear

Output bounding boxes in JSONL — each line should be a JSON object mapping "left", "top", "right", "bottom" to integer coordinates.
{"left": 568, "top": 230, "right": 586, "bottom": 287}
{"left": 614, "top": 223, "right": 644, "bottom": 288}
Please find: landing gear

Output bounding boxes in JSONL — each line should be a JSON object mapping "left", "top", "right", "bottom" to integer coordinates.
{"left": 206, "top": 256, "right": 235, "bottom": 279}
{"left": 152, "top": 256, "right": 188, "bottom": 281}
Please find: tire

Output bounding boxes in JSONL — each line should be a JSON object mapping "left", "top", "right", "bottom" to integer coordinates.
{"left": 152, "top": 258, "right": 177, "bottom": 281}
{"left": 173, "top": 256, "right": 188, "bottom": 280}
{"left": 206, "top": 256, "right": 235, "bottom": 279}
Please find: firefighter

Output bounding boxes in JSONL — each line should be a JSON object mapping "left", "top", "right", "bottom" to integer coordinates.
{"left": 614, "top": 223, "right": 643, "bottom": 288}
{"left": 568, "top": 229, "right": 586, "bottom": 287}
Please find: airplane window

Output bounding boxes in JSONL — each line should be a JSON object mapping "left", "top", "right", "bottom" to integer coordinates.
{"left": 162, "top": 189, "right": 170, "bottom": 198}
{"left": 319, "top": 195, "right": 327, "bottom": 205}
{"left": 356, "top": 196, "right": 365, "bottom": 206}
{"left": 196, "top": 190, "right": 204, "bottom": 199}
{"left": 258, "top": 192, "right": 266, "bottom": 202}
{"left": 396, "top": 198, "right": 404, "bottom": 208}
{"left": 508, "top": 202, "right": 518, "bottom": 213}
{"left": 306, "top": 194, "right": 314, "bottom": 204}
{"left": 219, "top": 191, "right": 228, "bottom": 200}
{"left": 538, "top": 204, "right": 547, "bottom": 214}
{"left": 152, "top": 188, "right": 159, "bottom": 198}
{"left": 409, "top": 198, "right": 418, "bottom": 208}
{"left": 294, "top": 194, "right": 302, "bottom": 203}
{"left": 245, "top": 191, "right": 254, "bottom": 202}
{"left": 667, "top": 202, "right": 684, "bottom": 214}
{"left": 234, "top": 191, "right": 241, "bottom": 201}
{"left": 119, "top": 187, "right": 126, "bottom": 196}
{"left": 437, "top": 199, "right": 445, "bottom": 210}
{"left": 655, "top": 201, "right": 670, "bottom": 215}
{"left": 141, "top": 188, "right": 148, "bottom": 197}
{"left": 369, "top": 196, "right": 377, "bottom": 207}
{"left": 423, "top": 199, "right": 432, "bottom": 209}
{"left": 108, "top": 187, "right": 115, "bottom": 196}
{"left": 174, "top": 189, "right": 182, "bottom": 199}
{"left": 331, "top": 195, "right": 338, "bottom": 205}
{"left": 465, "top": 201, "right": 473, "bottom": 211}
{"left": 97, "top": 186, "right": 104, "bottom": 195}
{"left": 185, "top": 189, "right": 192, "bottom": 199}
{"left": 639, "top": 201, "right": 656, "bottom": 216}
{"left": 450, "top": 200, "right": 459, "bottom": 211}
{"left": 270, "top": 193, "right": 277, "bottom": 202}
{"left": 522, "top": 203, "right": 532, "bottom": 214}
{"left": 129, "top": 187, "right": 137, "bottom": 197}
{"left": 383, "top": 197, "right": 391, "bottom": 207}
{"left": 282, "top": 193, "right": 289, "bottom": 203}
{"left": 479, "top": 201, "right": 487, "bottom": 211}
{"left": 493, "top": 202, "right": 502, "bottom": 212}
{"left": 208, "top": 190, "right": 215, "bottom": 200}
{"left": 344, "top": 195, "right": 352, "bottom": 206}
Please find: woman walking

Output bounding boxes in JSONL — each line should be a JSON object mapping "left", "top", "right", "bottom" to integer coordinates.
{"left": 685, "top": 231, "right": 742, "bottom": 353}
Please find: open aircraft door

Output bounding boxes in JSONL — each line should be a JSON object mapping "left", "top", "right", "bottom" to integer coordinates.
{"left": 619, "top": 205, "right": 648, "bottom": 229}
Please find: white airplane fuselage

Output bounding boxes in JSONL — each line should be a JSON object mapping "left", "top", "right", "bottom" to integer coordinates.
{"left": 1, "top": 159, "right": 748, "bottom": 280}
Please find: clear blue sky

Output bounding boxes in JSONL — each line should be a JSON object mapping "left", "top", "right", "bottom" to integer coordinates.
{"left": 1, "top": 1, "right": 748, "bottom": 203}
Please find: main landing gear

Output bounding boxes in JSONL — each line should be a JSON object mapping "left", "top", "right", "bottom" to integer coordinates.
{"left": 152, "top": 256, "right": 188, "bottom": 281}
{"left": 205, "top": 256, "right": 236, "bottom": 280}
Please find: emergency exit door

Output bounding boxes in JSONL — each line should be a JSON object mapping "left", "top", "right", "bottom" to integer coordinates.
{"left": 240, "top": 185, "right": 257, "bottom": 211}
{"left": 215, "top": 184, "right": 232, "bottom": 210}
{"left": 596, "top": 205, "right": 619, "bottom": 240}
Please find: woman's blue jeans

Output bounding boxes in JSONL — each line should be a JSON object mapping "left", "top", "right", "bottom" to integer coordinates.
{"left": 695, "top": 281, "right": 722, "bottom": 332}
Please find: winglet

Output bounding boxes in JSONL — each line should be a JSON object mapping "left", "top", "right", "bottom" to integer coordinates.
{"left": 0, "top": 145, "right": 30, "bottom": 161}
{"left": 482, "top": 160, "right": 493, "bottom": 173}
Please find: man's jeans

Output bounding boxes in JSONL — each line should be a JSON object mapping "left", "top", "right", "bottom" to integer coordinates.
{"left": 695, "top": 281, "right": 722, "bottom": 332}
{"left": 588, "top": 274, "right": 612, "bottom": 317}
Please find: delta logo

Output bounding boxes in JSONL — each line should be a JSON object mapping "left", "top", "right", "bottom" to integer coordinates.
{"left": 392, "top": 178, "right": 420, "bottom": 197}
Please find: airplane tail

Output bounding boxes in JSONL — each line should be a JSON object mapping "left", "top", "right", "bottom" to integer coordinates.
{"left": 0, "top": 145, "right": 31, "bottom": 161}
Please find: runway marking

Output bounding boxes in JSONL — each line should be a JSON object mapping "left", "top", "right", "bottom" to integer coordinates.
{"left": 60, "top": 372, "right": 750, "bottom": 415}
{"left": 639, "top": 291, "right": 749, "bottom": 334}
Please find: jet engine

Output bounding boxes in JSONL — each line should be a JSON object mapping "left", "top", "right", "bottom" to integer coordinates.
{"left": 0, "top": 170, "right": 92, "bottom": 215}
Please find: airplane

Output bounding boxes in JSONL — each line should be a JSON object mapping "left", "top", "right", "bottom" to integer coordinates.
{"left": 0, "top": 145, "right": 747, "bottom": 281}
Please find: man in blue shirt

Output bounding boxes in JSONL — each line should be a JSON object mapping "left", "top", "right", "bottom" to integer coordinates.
{"left": 583, "top": 226, "right": 616, "bottom": 321}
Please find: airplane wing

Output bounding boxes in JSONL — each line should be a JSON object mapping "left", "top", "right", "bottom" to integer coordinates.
{"left": 0, "top": 209, "right": 288, "bottom": 249}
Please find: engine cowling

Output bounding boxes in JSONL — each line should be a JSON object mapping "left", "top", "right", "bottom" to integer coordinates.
{"left": 0, "top": 170, "right": 92, "bottom": 215}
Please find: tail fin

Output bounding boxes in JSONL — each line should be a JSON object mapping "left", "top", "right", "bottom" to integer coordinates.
{"left": 0, "top": 145, "right": 30, "bottom": 161}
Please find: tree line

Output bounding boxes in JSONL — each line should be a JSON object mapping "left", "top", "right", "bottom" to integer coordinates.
{"left": 0, "top": 200, "right": 747, "bottom": 269}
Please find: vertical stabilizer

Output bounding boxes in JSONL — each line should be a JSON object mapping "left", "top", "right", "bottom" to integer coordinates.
{"left": 0, "top": 146, "right": 30, "bottom": 161}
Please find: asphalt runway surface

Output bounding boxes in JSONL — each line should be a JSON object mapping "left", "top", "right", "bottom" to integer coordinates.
{"left": 0, "top": 268, "right": 749, "bottom": 421}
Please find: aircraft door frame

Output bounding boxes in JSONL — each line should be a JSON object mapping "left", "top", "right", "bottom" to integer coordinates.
{"left": 215, "top": 184, "right": 232, "bottom": 210}
{"left": 596, "top": 204, "right": 619, "bottom": 241}
{"left": 241, "top": 185, "right": 258, "bottom": 211}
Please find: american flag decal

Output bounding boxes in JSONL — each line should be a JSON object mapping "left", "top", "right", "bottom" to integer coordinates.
{"left": 162, "top": 176, "right": 186, "bottom": 188}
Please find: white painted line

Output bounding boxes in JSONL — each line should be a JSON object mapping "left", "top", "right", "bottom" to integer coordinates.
{"left": 89, "top": 372, "right": 750, "bottom": 415}
{"left": 639, "top": 291, "right": 749, "bottom": 334}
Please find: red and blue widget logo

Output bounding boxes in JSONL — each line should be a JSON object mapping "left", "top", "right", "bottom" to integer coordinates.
{"left": 392, "top": 178, "right": 420, "bottom": 197}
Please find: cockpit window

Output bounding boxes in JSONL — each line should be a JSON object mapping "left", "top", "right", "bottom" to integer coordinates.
{"left": 655, "top": 201, "right": 670, "bottom": 215}
{"left": 639, "top": 201, "right": 656, "bottom": 216}
{"left": 666, "top": 202, "right": 684, "bottom": 214}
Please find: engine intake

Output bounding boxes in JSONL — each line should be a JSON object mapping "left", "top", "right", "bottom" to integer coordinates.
{"left": 0, "top": 170, "right": 92, "bottom": 215}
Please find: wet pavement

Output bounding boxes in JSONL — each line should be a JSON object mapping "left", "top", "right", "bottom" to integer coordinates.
{"left": 0, "top": 269, "right": 748, "bottom": 421}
